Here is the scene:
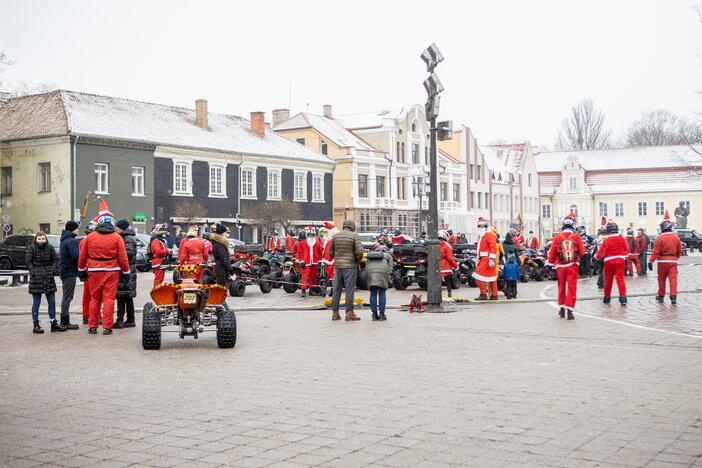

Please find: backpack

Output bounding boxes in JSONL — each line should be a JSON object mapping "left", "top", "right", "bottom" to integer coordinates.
{"left": 558, "top": 237, "right": 579, "bottom": 263}
{"left": 146, "top": 236, "right": 159, "bottom": 261}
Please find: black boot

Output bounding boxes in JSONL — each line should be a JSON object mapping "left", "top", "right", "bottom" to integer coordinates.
{"left": 371, "top": 311, "right": 379, "bottom": 321}
{"left": 88, "top": 327, "right": 97, "bottom": 334}
{"left": 82, "top": 317, "right": 88, "bottom": 325}
{"left": 60, "top": 315, "right": 79, "bottom": 330}
{"left": 619, "top": 296, "right": 627, "bottom": 306}
{"left": 33, "top": 320, "right": 44, "bottom": 334}
{"left": 655, "top": 295, "right": 664, "bottom": 303}
{"left": 603, "top": 296, "right": 611, "bottom": 304}
{"left": 50, "top": 319, "right": 67, "bottom": 332}
{"left": 558, "top": 307, "right": 565, "bottom": 319}
{"left": 489, "top": 295, "right": 498, "bottom": 301}
{"left": 113, "top": 318, "right": 124, "bottom": 329}
{"left": 103, "top": 328, "right": 113, "bottom": 335}
{"left": 475, "top": 294, "right": 488, "bottom": 301}
{"left": 567, "top": 310, "right": 574, "bottom": 321}
{"left": 379, "top": 312, "right": 387, "bottom": 321}
{"left": 670, "top": 295, "right": 677, "bottom": 305}
{"left": 124, "top": 305, "right": 136, "bottom": 327}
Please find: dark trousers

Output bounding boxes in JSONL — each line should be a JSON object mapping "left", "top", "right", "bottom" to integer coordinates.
{"left": 332, "top": 268, "right": 357, "bottom": 311}
{"left": 442, "top": 275, "right": 453, "bottom": 297}
{"left": 504, "top": 280, "right": 518, "bottom": 299}
{"left": 579, "top": 253, "right": 591, "bottom": 276}
{"left": 32, "top": 293, "right": 56, "bottom": 321}
{"left": 639, "top": 251, "right": 647, "bottom": 275}
{"left": 116, "top": 297, "right": 135, "bottom": 323}
{"left": 60, "top": 276, "right": 77, "bottom": 319}
{"left": 369, "top": 286, "right": 387, "bottom": 314}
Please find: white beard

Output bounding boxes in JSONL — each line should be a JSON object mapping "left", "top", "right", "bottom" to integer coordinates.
{"left": 307, "top": 238, "right": 315, "bottom": 247}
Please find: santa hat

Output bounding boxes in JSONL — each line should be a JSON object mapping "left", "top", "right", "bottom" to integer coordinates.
{"left": 323, "top": 221, "right": 335, "bottom": 230}
{"left": 97, "top": 197, "right": 113, "bottom": 217}
{"left": 477, "top": 217, "right": 489, "bottom": 227}
{"left": 600, "top": 216, "right": 607, "bottom": 227}
{"left": 565, "top": 212, "right": 577, "bottom": 221}
{"left": 663, "top": 209, "right": 670, "bottom": 221}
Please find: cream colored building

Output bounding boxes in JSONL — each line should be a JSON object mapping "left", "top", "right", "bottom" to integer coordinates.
{"left": 535, "top": 145, "right": 702, "bottom": 238}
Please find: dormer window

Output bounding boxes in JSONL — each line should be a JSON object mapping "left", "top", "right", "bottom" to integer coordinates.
{"left": 569, "top": 177, "right": 577, "bottom": 190}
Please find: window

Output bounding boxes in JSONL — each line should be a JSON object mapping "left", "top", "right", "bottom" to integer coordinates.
{"left": 680, "top": 200, "right": 691, "bottom": 212}
{"left": 528, "top": 173, "right": 532, "bottom": 187}
{"left": 424, "top": 147, "right": 429, "bottom": 165}
{"left": 376, "top": 176, "right": 386, "bottom": 198}
{"left": 453, "top": 183, "right": 460, "bottom": 202}
{"left": 542, "top": 204, "right": 551, "bottom": 218}
{"left": 39, "top": 163, "right": 51, "bottom": 193}
{"left": 477, "top": 192, "right": 482, "bottom": 209}
{"left": 320, "top": 140, "right": 328, "bottom": 156}
{"left": 411, "top": 121, "right": 417, "bottom": 132}
{"left": 267, "top": 169, "right": 280, "bottom": 199}
{"left": 358, "top": 174, "right": 368, "bottom": 198}
{"left": 209, "top": 165, "right": 224, "bottom": 196}
{"left": 1, "top": 167, "right": 11, "bottom": 196}
{"left": 39, "top": 223, "right": 50, "bottom": 234}
{"left": 470, "top": 164, "right": 474, "bottom": 180}
{"left": 638, "top": 201, "right": 648, "bottom": 216}
{"left": 569, "top": 177, "right": 577, "bottom": 190}
{"left": 440, "top": 182, "right": 448, "bottom": 201}
{"left": 412, "top": 143, "right": 419, "bottom": 164}
{"left": 655, "top": 201, "right": 665, "bottom": 216}
{"left": 569, "top": 204, "right": 578, "bottom": 218}
{"left": 240, "top": 167, "right": 254, "bottom": 198}
{"left": 397, "top": 177, "right": 406, "bottom": 200}
{"left": 615, "top": 202, "right": 624, "bottom": 217}
{"left": 401, "top": 143, "right": 405, "bottom": 163}
{"left": 174, "top": 162, "right": 190, "bottom": 194}
{"left": 396, "top": 142, "right": 400, "bottom": 162}
{"left": 476, "top": 165, "right": 481, "bottom": 182}
{"left": 312, "top": 173, "right": 324, "bottom": 202}
{"left": 94, "top": 163, "right": 109, "bottom": 194}
{"left": 485, "top": 193, "right": 490, "bottom": 209}
{"left": 132, "top": 166, "right": 144, "bottom": 196}
{"left": 294, "top": 172, "right": 306, "bottom": 201}
{"left": 296, "top": 138, "right": 305, "bottom": 145}
{"left": 598, "top": 202, "right": 608, "bottom": 217}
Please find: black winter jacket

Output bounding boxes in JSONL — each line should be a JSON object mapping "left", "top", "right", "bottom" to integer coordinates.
{"left": 59, "top": 230, "right": 80, "bottom": 279}
{"left": 209, "top": 233, "right": 232, "bottom": 285}
{"left": 116, "top": 227, "right": 138, "bottom": 299}
{"left": 26, "top": 242, "right": 58, "bottom": 295}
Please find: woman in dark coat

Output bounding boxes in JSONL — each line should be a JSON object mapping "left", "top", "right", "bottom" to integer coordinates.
{"left": 27, "top": 232, "right": 66, "bottom": 333}
{"left": 206, "top": 224, "right": 232, "bottom": 286}
{"left": 502, "top": 232, "right": 521, "bottom": 266}
{"left": 365, "top": 244, "right": 393, "bottom": 321}
{"left": 114, "top": 220, "right": 137, "bottom": 328}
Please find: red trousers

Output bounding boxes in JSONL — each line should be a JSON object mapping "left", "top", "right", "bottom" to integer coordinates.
{"left": 152, "top": 268, "right": 165, "bottom": 287}
{"left": 556, "top": 264, "right": 579, "bottom": 310}
{"left": 603, "top": 261, "right": 626, "bottom": 298}
{"left": 300, "top": 265, "right": 318, "bottom": 291}
{"left": 626, "top": 254, "right": 641, "bottom": 275}
{"left": 657, "top": 263, "right": 678, "bottom": 297}
{"left": 82, "top": 279, "right": 91, "bottom": 319}
{"left": 477, "top": 280, "right": 497, "bottom": 296}
{"left": 88, "top": 271, "right": 119, "bottom": 329}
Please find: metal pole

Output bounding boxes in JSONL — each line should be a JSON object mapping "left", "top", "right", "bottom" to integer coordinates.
{"left": 426, "top": 116, "right": 441, "bottom": 305}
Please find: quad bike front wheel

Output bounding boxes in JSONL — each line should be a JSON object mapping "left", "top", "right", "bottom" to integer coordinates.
{"left": 282, "top": 273, "right": 299, "bottom": 293}
{"left": 259, "top": 274, "right": 273, "bottom": 294}
{"left": 392, "top": 270, "right": 408, "bottom": 290}
{"left": 229, "top": 279, "right": 246, "bottom": 297}
{"left": 141, "top": 302, "right": 161, "bottom": 350}
{"left": 216, "top": 303, "right": 237, "bottom": 349}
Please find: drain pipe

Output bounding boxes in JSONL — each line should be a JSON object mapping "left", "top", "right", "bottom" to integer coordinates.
{"left": 72, "top": 135, "right": 79, "bottom": 221}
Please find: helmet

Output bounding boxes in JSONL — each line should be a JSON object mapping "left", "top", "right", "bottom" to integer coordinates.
{"left": 477, "top": 217, "right": 489, "bottom": 228}
{"left": 626, "top": 227, "right": 634, "bottom": 236}
{"left": 305, "top": 226, "right": 316, "bottom": 236}
{"left": 438, "top": 230, "right": 449, "bottom": 241}
{"left": 660, "top": 220, "right": 673, "bottom": 232}
{"left": 447, "top": 229, "right": 453, "bottom": 235}
{"left": 606, "top": 220, "right": 618, "bottom": 234}
{"left": 598, "top": 226, "right": 607, "bottom": 236}
{"left": 318, "top": 227, "right": 328, "bottom": 238}
{"left": 394, "top": 229, "right": 401, "bottom": 236}
{"left": 97, "top": 215, "right": 115, "bottom": 226}
{"left": 85, "top": 219, "right": 97, "bottom": 233}
{"left": 152, "top": 223, "right": 169, "bottom": 234}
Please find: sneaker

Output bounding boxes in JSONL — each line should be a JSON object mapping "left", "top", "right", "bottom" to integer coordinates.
{"left": 103, "top": 328, "right": 113, "bottom": 335}
{"left": 123, "top": 321, "right": 136, "bottom": 328}
{"left": 88, "top": 328, "right": 98, "bottom": 334}
{"left": 113, "top": 319, "right": 124, "bottom": 329}
{"left": 558, "top": 307, "right": 565, "bottom": 319}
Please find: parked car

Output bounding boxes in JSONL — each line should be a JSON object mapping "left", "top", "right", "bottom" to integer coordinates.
{"left": 674, "top": 229, "right": 702, "bottom": 252}
{"left": 647, "top": 234, "right": 688, "bottom": 256}
{"left": 134, "top": 233, "right": 152, "bottom": 272}
{"left": 0, "top": 234, "right": 60, "bottom": 270}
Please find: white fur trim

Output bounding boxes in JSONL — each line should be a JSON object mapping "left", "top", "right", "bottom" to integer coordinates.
{"left": 472, "top": 271, "right": 497, "bottom": 282}
{"left": 554, "top": 262, "right": 580, "bottom": 269}
{"left": 604, "top": 255, "right": 627, "bottom": 262}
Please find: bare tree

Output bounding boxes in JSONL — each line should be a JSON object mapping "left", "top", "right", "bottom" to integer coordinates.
{"left": 556, "top": 99, "right": 611, "bottom": 150}
{"left": 174, "top": 200, "right": 206, "bottom": 224}
{"left": 625, "top": 110, "right": 702, "bottom": 146}
{"left": 242, "top": 199, "right": 302, "bottom": 238}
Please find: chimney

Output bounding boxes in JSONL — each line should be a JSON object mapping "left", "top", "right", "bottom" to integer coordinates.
{"left": 195, "top": 99, "right": 208, "bottom": 128}
{"left": 272, "top": 108, "right": 290, "bottom": 128}
{"left": 250, "top": 111, "right": 265, "bottom": 138}
{"left": 323, "top": 104, "right": 332, "bottom": 118}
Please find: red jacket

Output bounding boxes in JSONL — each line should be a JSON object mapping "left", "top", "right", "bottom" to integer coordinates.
{"left": 179, "top": 237, "right": 208, "bottom": 265}
{"left": 448, "top": 234, "right": 457, "bottom": 245}
{"left": 322, "top": 239, "right": 334, "bottom": 267}
{"left": 297, "top": 238, "right": 323, "bottom": 265}
{"left": 636, "top": 233, "right": 649, "bottom": 253}
{"left": 392, "top": 234, "right": 410, "bottom": 245}
{"left": 149, "top": 237, "right": 170, "bottom": 268}
{"left": 268, "top": 237, "right": 282, "bottom": 252}
{"left": 649, "top": 232, "right": 682, "bottom": 264}
{"left": 548, "top": 230, "right": 586, "bottom": 268}
{"left": 595, "top": 234, "right": 630, "bottom": 265}
{"left": 527, "top": 236, "right": 539, "bottom": 250}
{"left": 472, "top": 231, "right": 498, "bottom": 282}
{"left": 285, "top": 235, "right": 296, "bottom": 253}
{"left": 440, "top": 240, "right": 458, "bottom": 277}
{"left": 626, "top": 235, "right": 639, "bottom": 255}
{"left": 78, "top": 228, "right": 130, "bottom": 274}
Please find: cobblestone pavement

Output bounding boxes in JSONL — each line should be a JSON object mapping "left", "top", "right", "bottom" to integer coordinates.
{"left": 1, "top": 299, "right": 702, "bottom": 467}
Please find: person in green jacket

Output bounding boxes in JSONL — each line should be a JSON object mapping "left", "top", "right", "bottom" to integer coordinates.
{"left": 329, "top": 220, "right": 364, "bottom": 321}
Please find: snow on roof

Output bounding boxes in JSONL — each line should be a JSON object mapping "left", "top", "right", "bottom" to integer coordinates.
{"left": 483, "top": 143, "right": 527, "bottom": 174}
{"left": 274, "top": 112, "right": 379, "bottom": 152}
{"left": 340, "top": 108, "right": 407, "bottom": 129}
{"left": 535, "top": 145, "right": 702, "bottom": 172}
{"left": 480, "top": 146, "right": 511, "bottom": 182}
{"left": 0, "top": 90, "right": 334, "bottom": 165}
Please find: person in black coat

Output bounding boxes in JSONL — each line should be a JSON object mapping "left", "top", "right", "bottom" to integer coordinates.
{"left": 58, "top": 221, "right": 81, "bottom": 330}
{"left": 204, "top": 224, "right": 232, "bottom": 286}
{"left": 27, "top": 232, "right": 66, "bottom": 333}
{"left": 114, "top": 220, "right": 137, "bottom": 328}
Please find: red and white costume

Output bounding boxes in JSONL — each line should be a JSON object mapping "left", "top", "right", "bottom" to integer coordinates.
{"left": 547, "top": 228, "right": 585, "bottom": 312}
{"left": 448, "top": 233, "right": 457, "bottom": 246}
{"left": 150, "top": 236, "right": 170, "bottom": 287}
{"left": 297, "top": 235, "right": 323, "bottom": 292}
{"left": 527, "top": 235, "right": 539, "bottom": 250}
{"left": 472, "top": 219, "right": 498, "bottom": 297}
{"left": 440, "top": 240, "right": 458, "bottom": 277}
{"left": 391, "top": 234, "right": 411, "bottom": 245}
{"left": 268, "top": 236, "right": 282, "bottom": 252}
{"left": 650, "top": 231, "right": 682, "bottom": 298}
{"left": 179, "top": 236, "right": 209, "bottom": 283}
{"left": 595, "top": 232, "right": 630, "bottom": 298}
{"left": 321, "top": 225, "right": 338, "bottom": 280}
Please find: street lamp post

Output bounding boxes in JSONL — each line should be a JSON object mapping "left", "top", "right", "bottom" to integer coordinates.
{"left": 412, "top": 176, "right": 425, "bottom": 236}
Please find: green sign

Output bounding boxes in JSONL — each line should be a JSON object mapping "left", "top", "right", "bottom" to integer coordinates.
{"left": 133, "top": 212, "right": 146, "bottom": 223}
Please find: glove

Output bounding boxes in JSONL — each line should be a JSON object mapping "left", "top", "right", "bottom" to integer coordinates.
{"left": 488, "top": 259, "right": 495, "bottom": 269}
{"left": 79, "top": 271, "right": 89, "bottom": 281}
{"left": 648, "top": 262, "right": 653, "bottom": 271}
{"left": 120, "top": 273, "right": 130, "bottom": 283}
{"left": 202, "top": 232, "right": 210, "bottom": 240}
{"left": 300, "top": 262, "right": 306, "bottom": 269}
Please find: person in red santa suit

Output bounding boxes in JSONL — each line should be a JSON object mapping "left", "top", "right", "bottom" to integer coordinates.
{"left": 447, "top": 229, "right": 457, "bottom": 246}
{"left": 391, "top": 229, "right": 411, "bottom": 245}
{"left": 547, "top": 213, "right": 585, "bottom": 320}
{"left": 439, "top": 230, "right": 459, "bottom": 297}
{"left": 80, "top": 216, "right": 98, "bottom": 325}
{"left": 285, "top": 228, "right": 297, "bottom": 255}
{"left": 78, "top": 209, "right": 129, "bottom": 335}
{"left": 648, "top": 210, "right": 682, "bottom": 304}
{"left": 321, "top": 222, "right": 337, "bottom": 286}
{"left": 526, "top": 231, "right": 539, "bottom": 250}
{"left": 297, "top": 226, "right": 323, "bottom": 297}
{"left": 595, "top": 220, "right": 630, "bottom": 305}
{"left": 178, "top": 228, "right": 209, "bottom": 283}
{"left": 471, "top": 217, "right": 498, "bottom": 300}
{"left": 149, "top": 223, "right": 171, "bottom": 287}
{"left": 267, "top": 230, "right": 282, "bottom": 252}
{"left": 625, "top": 227, "right": 642, "bottom": 276}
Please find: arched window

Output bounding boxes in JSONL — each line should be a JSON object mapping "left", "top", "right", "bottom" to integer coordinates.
{"left": 411, "top": 121, "right": 417, "bottom": 133}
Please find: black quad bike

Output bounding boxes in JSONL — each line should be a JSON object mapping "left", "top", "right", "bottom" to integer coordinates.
{"left": 391, "top": 243, "right": 428, "bottom": 290}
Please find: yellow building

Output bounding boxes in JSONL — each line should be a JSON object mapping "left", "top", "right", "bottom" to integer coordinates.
{"left": 536, "top": 145, "right": 702, "bottom": 238}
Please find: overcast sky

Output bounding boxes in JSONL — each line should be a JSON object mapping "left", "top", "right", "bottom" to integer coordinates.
{"left": 2, "top": 0, "right": 701, "bottom": 148}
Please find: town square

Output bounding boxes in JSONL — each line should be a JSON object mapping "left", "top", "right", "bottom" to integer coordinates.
{"left": 1, "top": 1, "right": 702, "bottom": 467}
